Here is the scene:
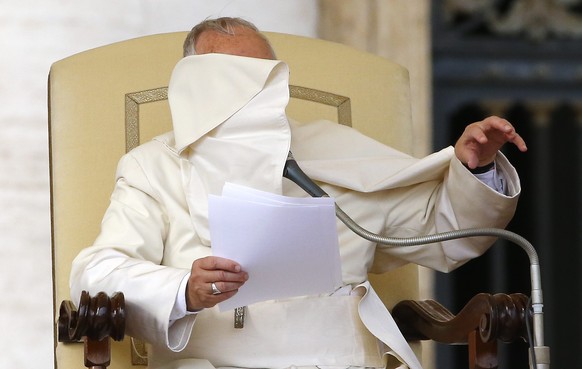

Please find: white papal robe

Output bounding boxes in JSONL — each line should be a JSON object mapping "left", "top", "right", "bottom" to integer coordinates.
{"left": 70, "top": 54, "right": 520, "bottom": 369}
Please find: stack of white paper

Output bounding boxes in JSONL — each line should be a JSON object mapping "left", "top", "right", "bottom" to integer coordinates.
{"left": 208, "top": 182, "right": 343, "bottom": 311}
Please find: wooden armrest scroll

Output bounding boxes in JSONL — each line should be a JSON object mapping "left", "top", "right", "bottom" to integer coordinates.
{"left": 58, "top": 291, "right": 125, "bottom": 369}
{"left": 392, "top": 293, "right": 531, "bottom": 369}
{"left": 392, "top": 292, "right": 530, "bottom": 344}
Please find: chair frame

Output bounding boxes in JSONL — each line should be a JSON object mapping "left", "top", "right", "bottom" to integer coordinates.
{"left": 50, "top": 31, "right": 532, "bottom": 369}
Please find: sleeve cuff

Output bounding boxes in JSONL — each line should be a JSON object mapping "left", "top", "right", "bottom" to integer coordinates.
{"left": 471, "top": 162, "right": 507, "bottom": 194}
{"left": 166, "top": 272, "right": 199, "bottom": 352}
{"left": 169, "top": 273, "right": 200, "bottom": 326}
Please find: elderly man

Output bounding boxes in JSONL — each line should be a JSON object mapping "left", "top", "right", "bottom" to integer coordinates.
{"left": 70, "top": 17, "right": 527, "bottom": 369}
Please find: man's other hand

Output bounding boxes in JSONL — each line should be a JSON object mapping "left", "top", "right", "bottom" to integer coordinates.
{"left": 186, "top": 256, "right": 248, "bottom": 311}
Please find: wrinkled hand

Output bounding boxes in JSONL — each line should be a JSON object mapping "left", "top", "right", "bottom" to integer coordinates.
{"left": 186, "top": 256, "right": 248, "bottom": 311}
{"left": 454, "top": 116, "right": 527, "bottom": 169}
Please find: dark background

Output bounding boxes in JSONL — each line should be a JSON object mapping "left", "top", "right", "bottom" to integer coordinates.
{"left": 431, "top": 1, "right": 582, "bottom": 368}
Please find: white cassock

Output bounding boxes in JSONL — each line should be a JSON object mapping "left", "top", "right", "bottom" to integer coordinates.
{"left": 70, "top": 54, "right": 521, "bottom": 369}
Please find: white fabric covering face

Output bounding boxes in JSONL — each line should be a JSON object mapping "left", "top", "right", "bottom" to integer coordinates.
{"left": 169, "top": 54, "right": 290, "bottom": 153}
{"left": 169, "top": 54, "right": 292, "bottom": 245}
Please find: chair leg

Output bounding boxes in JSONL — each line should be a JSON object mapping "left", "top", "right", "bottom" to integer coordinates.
{"left": 84, "top": 337, "right": 111, "bottom": 369}
{"left": 469, "top": 330, "right": 498, "bottom": 369}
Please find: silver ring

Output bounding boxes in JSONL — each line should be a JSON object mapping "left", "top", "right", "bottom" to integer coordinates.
{"left": 211, "top": 282, "right": 222, "bottom": 295}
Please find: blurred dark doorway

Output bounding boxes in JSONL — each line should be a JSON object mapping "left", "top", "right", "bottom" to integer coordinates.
{"left": 431, "top": 1, "right": 582, "bottom": 368}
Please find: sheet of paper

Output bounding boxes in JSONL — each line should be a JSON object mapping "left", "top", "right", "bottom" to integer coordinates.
{"left": 208, "top": 182, "right": 342, "bottom": 311}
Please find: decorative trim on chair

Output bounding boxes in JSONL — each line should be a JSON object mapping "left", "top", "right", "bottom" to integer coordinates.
{"left": 124, "top": 86, "right": 352, "bottom": 152}
{"left": 125, "top": 87, "right": 169, "bottom": 152}
{"left": 130, "top": 337, "right": 149, "bottom": 366}
{"left": 289, "top": 85, "right": 352, "bottom": 127}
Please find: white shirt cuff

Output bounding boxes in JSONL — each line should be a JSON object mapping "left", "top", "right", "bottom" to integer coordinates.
{"left": 169, "top": 273, "right": 200, "bottom": 326}
{"left": 473, "top": 162, "right": 506, "bottom": 194}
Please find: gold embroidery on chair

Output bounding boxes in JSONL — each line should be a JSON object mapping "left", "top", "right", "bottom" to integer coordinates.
{"left": 125, "top": 88, "right": 168, "bottom": 152}
{"left": 125, "top": 85, "right": 352, "bottom": 153}
{"left": 130, "top": 337, "right": 149, "bottom": 366}
{"left": 289, "top": 85, "right": 352, "bottom": 127}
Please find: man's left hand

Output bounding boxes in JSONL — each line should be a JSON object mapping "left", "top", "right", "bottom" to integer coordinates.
{"left": 454, "top": 116, "right": 527, "bottom": 169}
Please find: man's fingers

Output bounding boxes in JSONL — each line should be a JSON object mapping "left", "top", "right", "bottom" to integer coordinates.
{"left": 459, "top": 146, "right": 481, "bottom": 169}
{"left": 481, "top": 116, "right": 512, "bottom": 131}
{"left": 189, "top": 256, "right": 248, "bottom": 297}
{"left": 471, "top": 117, "right": 528, "bottom": 152}
{"left": 195, "top": 256, "right": 242, "bottom": 273}
{"left": 186, "top": 271, "right": 247, "bottom": 310}
{"left": 472, "top": 128, "right": 488, "bottom": 145}
{"left": 208, "top": 268, "right": 249, "bottom": 284}
{"left": 507, "top": 131, "right": 528, "bottom": 152}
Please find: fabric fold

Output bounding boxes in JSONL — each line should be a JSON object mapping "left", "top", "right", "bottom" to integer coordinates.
{"left": 169, "top": 54, "right": 288, "bottom": 153}
{"left": 168, "top": 54, "right": 292, "bottom": 245}
{"left": 355, "top": 281, "right": 423, "bottom": 369}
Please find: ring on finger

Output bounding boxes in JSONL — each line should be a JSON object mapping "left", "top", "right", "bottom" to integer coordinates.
{"left": 211, "top": 282, "right": 222, "bottom": 295}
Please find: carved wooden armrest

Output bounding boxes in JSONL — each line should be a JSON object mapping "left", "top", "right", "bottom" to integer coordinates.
{"left": 58, "top": 291, "right": 125, "bottom": 369}
{"left": 392, "top": 293, "right": 531, "bottom": 369}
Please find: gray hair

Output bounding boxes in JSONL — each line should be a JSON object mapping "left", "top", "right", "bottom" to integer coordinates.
{"left": 183, "top": 17, "right": 276, "bottom": 58}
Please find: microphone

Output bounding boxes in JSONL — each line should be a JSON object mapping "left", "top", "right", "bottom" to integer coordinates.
{"left": 283, "top": 151, "right": 550, "bottom": 369}
{"left": 283, "top": 152, "right": 329, "bottom": 198}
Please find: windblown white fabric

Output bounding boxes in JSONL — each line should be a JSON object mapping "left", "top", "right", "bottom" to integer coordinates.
{"left": 170, "top": 55, "right": 291, "bottom": 245}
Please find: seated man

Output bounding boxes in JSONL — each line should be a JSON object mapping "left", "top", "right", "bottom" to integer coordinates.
{"left": 70, "top": 17, "right": 527, "bottom": 369}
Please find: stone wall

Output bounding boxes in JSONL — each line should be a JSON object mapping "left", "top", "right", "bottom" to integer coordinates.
{"left": 0, "top": 1, "right": 317, "bottom": 367}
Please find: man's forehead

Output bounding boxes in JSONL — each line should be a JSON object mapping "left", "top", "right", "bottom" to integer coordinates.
{"left": 196, "top": 28, "right": 274, "bottom": 59}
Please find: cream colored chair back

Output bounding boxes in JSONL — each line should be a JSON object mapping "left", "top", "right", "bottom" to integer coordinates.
{"left": 49, "top": 31, "right": 418, "bottom": 368}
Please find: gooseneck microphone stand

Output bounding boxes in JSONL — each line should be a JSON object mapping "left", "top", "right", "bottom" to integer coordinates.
{"left": 283, "top": 153, "right": 550, "bottom": 369}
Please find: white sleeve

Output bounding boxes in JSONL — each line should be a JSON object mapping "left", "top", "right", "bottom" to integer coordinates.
{"left": 70, "top": 153, "right": 196, "bottom": 352}
{"left": 372, "top": 152, "right": 520, "bottom": 274}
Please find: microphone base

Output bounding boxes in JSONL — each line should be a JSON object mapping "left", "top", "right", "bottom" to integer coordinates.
{"left": 530, "top": 346, "right": 550, "bottom": 369}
